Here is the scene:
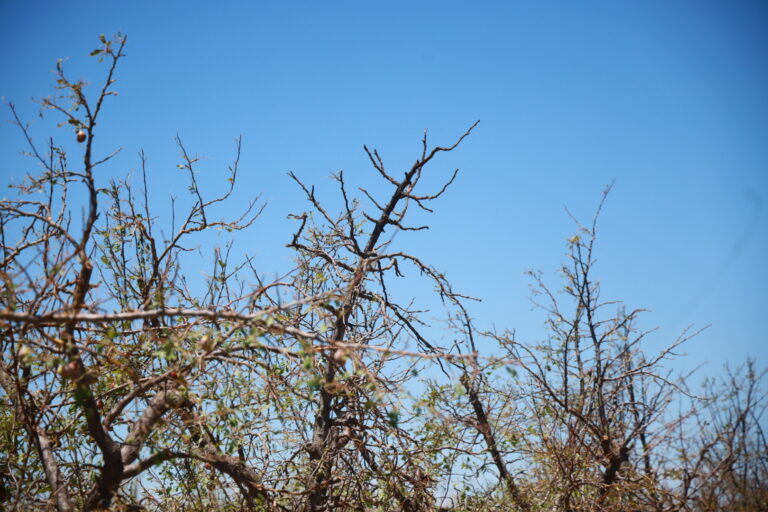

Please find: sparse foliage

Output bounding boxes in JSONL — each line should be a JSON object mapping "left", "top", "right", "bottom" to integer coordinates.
{"left": 1, "top": 35, "right": 766, "bottom": 512}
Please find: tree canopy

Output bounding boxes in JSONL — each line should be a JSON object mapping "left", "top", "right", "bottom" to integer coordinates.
{"left": 1, "top": 35, "right": 766, "bottom": 512}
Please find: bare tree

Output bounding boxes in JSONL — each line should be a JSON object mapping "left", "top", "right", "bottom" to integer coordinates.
{"left": 2, "top": 35, "right": 766, "bottom": 512}
{"left": 0, "top": 34, "right": 483, "bottom": 511}
{"left": 417, "top": 188, "right": 767, "bottom": 512}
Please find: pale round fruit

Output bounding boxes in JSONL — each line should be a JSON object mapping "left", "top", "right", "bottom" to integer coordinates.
{"left": 57, "top": 361, "right": 82, "bottom": 380}
{"left": 333, "top": 348, "right": 347, "bottom": 363}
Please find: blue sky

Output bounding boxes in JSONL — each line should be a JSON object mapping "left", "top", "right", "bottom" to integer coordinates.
{"left": 2, "top": 1, "right": 767, "bottom": 379}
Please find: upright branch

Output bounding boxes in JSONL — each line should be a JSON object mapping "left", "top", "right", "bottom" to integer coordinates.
{"left": 290, "top": 122, "right": 478, "bottom": 512}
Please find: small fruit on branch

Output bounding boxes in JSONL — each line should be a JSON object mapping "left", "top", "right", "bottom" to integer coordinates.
{"left": 57, "top": 361, "right": 83, "bottom": 380}
{"left": 333, "top": 348, "right": 348, "bottom": 363}
{"left": 198, "top": 334, "right": 215, "bottom": 353}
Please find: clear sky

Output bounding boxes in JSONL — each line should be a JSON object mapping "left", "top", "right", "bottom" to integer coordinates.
{"left": 2, "top": 1, "right": 767, "bottom": 381}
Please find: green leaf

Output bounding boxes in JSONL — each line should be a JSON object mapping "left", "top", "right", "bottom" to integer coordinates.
{"left": 307, "top": 378, "right": 322, "bottom": 391}
{"left": 387, "top": 410, "right": 400, "bottom": 427}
